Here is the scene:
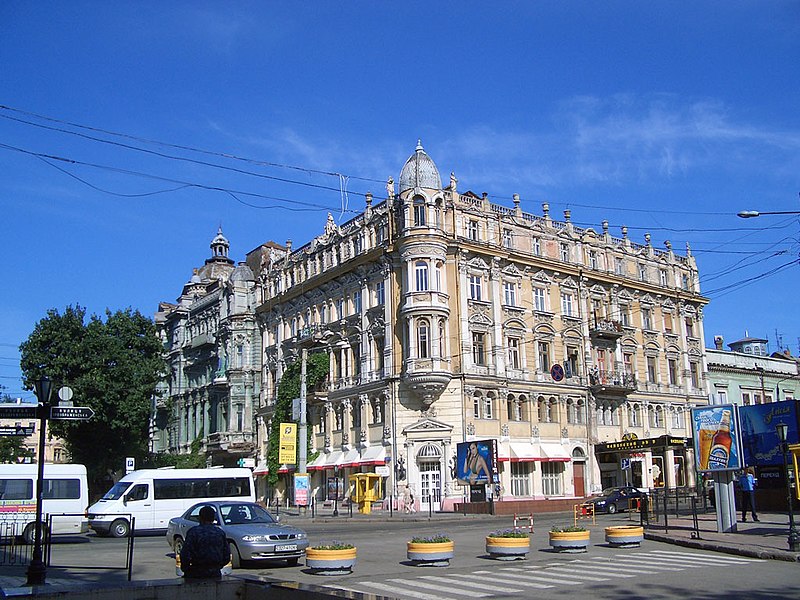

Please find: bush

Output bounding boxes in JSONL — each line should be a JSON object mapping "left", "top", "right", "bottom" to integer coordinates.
{"left": 489, "top": 528, "right": 529, "bottom": 538}
{"left": 410, "top": 533, "right": 451, "bottom": 543}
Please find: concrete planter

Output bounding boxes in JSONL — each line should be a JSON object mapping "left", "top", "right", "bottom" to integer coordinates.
{"left": 407, "top": 540, "right": 454, "bottom": 566}
{"left": 305, "top": 547, "right": 357, "bottom": 575}
{"left": 605, "top": 525, "right": 644, "bottom": 548}
{"left": 548, "top": 530, "right": 590, "bottom": 553}
{"left": 485, "top": 535, "right": 530, "bottom": 560}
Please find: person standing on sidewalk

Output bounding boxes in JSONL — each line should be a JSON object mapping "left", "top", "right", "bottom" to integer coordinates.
{"left": 739, "top": 467, "right": 758, "bottom": 522}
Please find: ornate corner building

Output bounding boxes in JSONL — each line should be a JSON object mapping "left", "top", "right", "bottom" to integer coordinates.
{"left": 152, "top": 143, "right": 710, "bottom": 509}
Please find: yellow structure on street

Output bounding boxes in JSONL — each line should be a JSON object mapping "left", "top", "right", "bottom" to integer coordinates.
{"left": 349, "top": 473, "right": 382, "bottom": 514}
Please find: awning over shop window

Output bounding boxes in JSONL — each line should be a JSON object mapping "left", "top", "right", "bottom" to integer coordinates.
{"left": 359, "top": 445, "right": 386, "bottom": 466}
{"left": 307, "top": 454, "right": 327, "bottom": 471}
{"left": 341, "top": 449, "right": 360, "bottom": 467}
{"left": 253, "top": 461, "right": 269, "bottom": 475}
{"left": 509, "top": 442, "right": 540, "bottom": 462}
{"left": 540, "top": 443, "right": 571, "bottom": 462}
{"left": 323, "top": 451, "right": 344, "bottom": 469}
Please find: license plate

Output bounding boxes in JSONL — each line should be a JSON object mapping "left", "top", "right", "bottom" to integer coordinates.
{"left": 275, "top": 544, "right": 297, "bottom": 552}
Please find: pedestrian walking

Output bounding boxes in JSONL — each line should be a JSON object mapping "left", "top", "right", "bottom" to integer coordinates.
{"left": 179, "top": 505, "right": 231, "bottom": 579}
{"left": 403, "top": 486, "right": 416, "bottom": 513}
{"left": 738, "top": 467, "right": 758, "bottom": 522}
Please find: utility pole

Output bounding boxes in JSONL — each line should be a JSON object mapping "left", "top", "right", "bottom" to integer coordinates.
{"left": 299, "top": 348, "right": 307, "bottom": 474}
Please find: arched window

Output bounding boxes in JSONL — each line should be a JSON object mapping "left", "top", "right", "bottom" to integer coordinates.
{"left": 417, "top": 319, "right": 430, "bottom": 358}
{"left": 413, "top": 197, "right": 426, "bottom": 226}
{"left": 415, "top": 261, "right": 429, "bottom": 291}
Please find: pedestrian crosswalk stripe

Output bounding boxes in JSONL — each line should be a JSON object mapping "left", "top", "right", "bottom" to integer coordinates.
{"left": 591, "top": 557, "right": 684, "bottom": 572}
{"left": 419, "top": 575, "right": 523, "bottom": 594}
{"left": 388, "top": 577, "right": 492, "bottom": 597}
{"left": 496, "top": 568, "right": 583, "bottom": 585}
{"left": 635, "top": 553, "right": 743, "bottom": 567}
{"left": 533, "top": 566, "right": 611, "bottom": 582}
{"left": 342, "top": 581, "right": 444, "bottom": 600}
{"left": 647, "top": 549, "right": 761, "bottom": 562}
{"left": 473, "top": 570, "right": 554, "bottom": 589}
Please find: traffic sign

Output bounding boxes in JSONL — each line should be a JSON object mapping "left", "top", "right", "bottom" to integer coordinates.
{"left": 550, "top": 363, "right": 565, "bottom": 382}
{"left": 50, "top": 406, "right": 94, "bottom": 420}
{"left": 0, "top": 425, "right": 35, "bottom": 436}
{"left": 0, "top": 405, "right": 39, "bottom": 420}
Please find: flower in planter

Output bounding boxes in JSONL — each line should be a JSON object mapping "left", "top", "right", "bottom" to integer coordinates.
{"left": 409, "top": 533, "right": 451, "bottom": 543}
{"left": 489, "top": 527, "right": 529, "bottom": 538}
{"left": 550, "top": 525, "right": 588, "bottom": 533}
{"left": 311, "top": 541, "right": 355, "bottom": 550}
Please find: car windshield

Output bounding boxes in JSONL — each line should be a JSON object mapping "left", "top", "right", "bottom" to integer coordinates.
{"left": 220, "top": 504, "right": 276, "bottom": 525}
{"left": 601, "top": 487, "right": 623, "bottom": 496}
{"left": 101, "top": 481, "right": 131, "bottom": 500}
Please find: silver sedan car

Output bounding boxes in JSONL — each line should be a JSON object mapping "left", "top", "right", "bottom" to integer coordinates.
{"left": 166, "top": 501, "right": 308, "bottom": 567}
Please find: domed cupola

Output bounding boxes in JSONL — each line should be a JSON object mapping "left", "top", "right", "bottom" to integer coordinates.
{"left": 206, "top": 227, "right": 234, "bottom": 266}
{"left": 399, "top": 140, "right": 442, "bottom": 193}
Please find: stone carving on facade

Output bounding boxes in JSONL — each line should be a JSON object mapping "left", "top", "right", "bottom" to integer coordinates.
{"left": 422, "top": 406, "right": 438, "bottom": 418}
{"left": 531, "top": 425, "right": 540, "bottom": 439}
{"left": 383, "top": 425, "right": 392, "bottom": 442}
{"left": 501, "top": 424, "right": 510, "bottom": 437}
{"left": 561, "top": 427, "right": 569, "bottom": 439}
{"left": 466, "top": 422, "right": 475, "bottom": 436}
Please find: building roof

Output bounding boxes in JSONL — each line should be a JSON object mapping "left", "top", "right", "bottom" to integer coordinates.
{"left": 398, "top": 140, "right": 441, "bottom": 192}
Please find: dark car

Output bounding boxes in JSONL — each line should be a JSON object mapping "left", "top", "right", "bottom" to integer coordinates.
{"left": 585, "top": 486, "right": 645, "bottom": 514}
{"left": 166, "top": 501, "right": 308, "bottom": 568}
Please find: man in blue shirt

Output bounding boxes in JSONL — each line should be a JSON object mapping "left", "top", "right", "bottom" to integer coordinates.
{"left": 180, "top": 505, "right": 231, "bottom": 579}
{"left": 738, "top": 468, "right": 758, "bottom": 523}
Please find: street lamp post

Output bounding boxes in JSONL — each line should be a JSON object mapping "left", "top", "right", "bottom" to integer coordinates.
{"left": 26, "top": 376, "right": 53, "bottom": 586}
{"left": 775, "top": 422, "right": 800, "bottom": 552}
{"left": 737, "top": 210, "right": 800, "bottom": 218}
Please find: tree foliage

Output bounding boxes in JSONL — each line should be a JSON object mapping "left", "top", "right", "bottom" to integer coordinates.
{"left": 266, "top": 352, "right": 329, "bottom": 487}
{"left": 0, "top": 437, "right": 34, "bottom": 464}
{"left": 19, "top": 305, "right": 166, "bottom": 491}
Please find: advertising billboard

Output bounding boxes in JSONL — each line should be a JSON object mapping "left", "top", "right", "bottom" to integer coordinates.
{"left": 278, "top": 422, "right": 297, "bottom": 464}
{"left": 738, "top": 400, "right": 799, "bottom": 467}
{"left": 293, "top": 473, "right": 309, "bottom": 507}
{"left": 455, "top": 439, "right": 497, "bottom": 486}
{"left": 691, "top": 404, "right": 742, "bottom": 472}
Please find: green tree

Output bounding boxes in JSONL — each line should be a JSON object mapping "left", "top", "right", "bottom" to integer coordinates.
{"left": 19, "top": 305, "right": 166, "bottom": 492}
{"left": 267, "top": 352, "right": 329, "bottom": 487}
{"left": 0, "top": 437, "right": 34, "bottom": 463}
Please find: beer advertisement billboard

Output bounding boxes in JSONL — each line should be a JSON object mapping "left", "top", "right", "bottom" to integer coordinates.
{"left": 738, "top": 400, "right": 799, "bottom": 467}
{"left": 455, "top": 439, "right": 497, "bottom": 486}
{"left": 691, "top": 404, "right": 742, "bottom": 472}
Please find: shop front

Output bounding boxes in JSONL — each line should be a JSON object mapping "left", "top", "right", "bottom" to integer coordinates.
{"left": 595, "top": 434, "right": 694, "bottom": 491}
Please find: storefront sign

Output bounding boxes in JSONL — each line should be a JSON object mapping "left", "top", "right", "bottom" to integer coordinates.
{"left": 596, "top": 435, "right": 688, "bottom": 452}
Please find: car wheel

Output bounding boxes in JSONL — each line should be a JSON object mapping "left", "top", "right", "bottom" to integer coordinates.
{"left": 607, "top": 503, "right": 618, "bottom": 514}
{"left": 110, "top": 519, "right": 130, "bottom": 538}
{"left": 286, "top": 557, "right": 299, "bottom": 567}
{"left": 173, "top": 536, "right": 184, "bottom": 555}
{"left": 22, "top": 522, "right": 45, "bottom": 545}
{"left": 229, "top": 542, "right": 241, "bottom": 569}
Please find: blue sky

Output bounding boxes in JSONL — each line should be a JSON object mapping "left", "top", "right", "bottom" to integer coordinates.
{"left": 2, "top": 2, "right": 798, "bottom": 401}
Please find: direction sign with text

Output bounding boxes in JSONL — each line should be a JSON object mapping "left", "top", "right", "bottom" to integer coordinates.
{"left": 50, "top": 406, "right": 95, "bottom": 420}
{"left": 0, "top": 425, "right": 35, "bottom": 436}
{"left": 0, "top": 405, "right": 39, "bottom": 420}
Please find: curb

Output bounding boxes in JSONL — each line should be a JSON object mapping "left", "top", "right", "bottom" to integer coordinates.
{"left": 644, "top": 532, "right": 800, "bottom": 562}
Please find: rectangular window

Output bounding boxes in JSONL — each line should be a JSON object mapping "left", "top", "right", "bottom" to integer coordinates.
{"left": 337, "top": 298, "right": 344, "bottom": 320}
{"left": 503, "top": 282, "right": 517, "bottom": 306}
{"left": 503, "top": 228, "right": 513, "bottom": 248}
{"left": 664, "top": 312, "right": 673, "bottom": 333}
{"left": 434, "top": 264, "right": 442, "bottom": 291}
{"left": 566, "top": 347, "right": 579, "bottom": 378}
{"left": 472, "top": 332, "right": 485, "bottom": 365}
{"left": 413, "top": 199, "right": 426, "bottom": 226}
{"left": 532, "top": 237, "right": 541, "bottom": 256}
{"left": 589, "top": 250, "right": 598, "bottom": 269}
{"left": 615, "top": 257, "right": 625, "bottom": 275}
{"left": 659, "top": 269, "right": 668, "bottom": 286}
{"left": 468, "top": 219, "right": 479, "bottom": 240}
{"left": 375, "top": 281, "right": 385, "bottom": 305}
{"left": 0, "top": 478, "right": 33, "bottom": 500}
{"left": 533, "top": 287, "right": 546, "bottom": 312}
{"left": 483, "top": 396, "right": 493, "bottom": 419}
{"left": 638, "top": 263, "right": 647, "bottom": 281}
{"left": 647, "top": 356, "right": 657, "bottom": 383}
{"left": 717, "top": 390, "right": 728, "bottom": 404}
{"left": 668, "top": 358, "right": 678, "bottom": 385}
{"left": 619, "top": 304, "right": 630, "bottom": 327}
{"left": 538, "top": 342, "right": 550, "bottom": 372}
{"left": 541, "top": 462, "right": 563, "bottom": 496}
{"left": 353, "top": 290, "right": 362, "bottom": 314}
{"left": 417, "top": 323, "right": 429, "bottom": 358}
{"left": 415, "top": 262, "right": 428, "bottom": 292}
{"left": 689, "top": 362, "right": 700, "bottom": 388}
{"left": 560, "top": 243, "right": 570, "bottom": 262}
{"left": 742, "top": 392, "right": 751, "bottom": 406}
{"left": 561, "top": 293, "right": 574, "bottom": 317}
{"left": 469, "top": 275, "right": 482, "bottom": 301}
{"left": 682, "top": 274, "right": 690, "bottom": 290}
{"left": 510, "top": 462, "right": 531, "bottom": 497}
{"left": 685, "top": 317, "right": 695, "bottom": 338}
{"left": 473, "top": 396, "right": 481, "bottom": 419}
{"left": 642, "top": 307, "right": 652, "bottom": 330}
{"left": 508, "top": 338, "right": 520, "bottom": 369}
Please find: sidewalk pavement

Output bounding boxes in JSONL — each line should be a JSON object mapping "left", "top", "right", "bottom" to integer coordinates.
{"left": 643, "top": 510, "right": 800, "bottom": 562}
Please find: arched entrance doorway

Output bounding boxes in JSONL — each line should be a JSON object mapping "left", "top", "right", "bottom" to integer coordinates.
{"left": 417, "top": 443, "right": 442, "bottom": 512}
{"left": 572, "top": 447, "right": 586, "bottom": 498}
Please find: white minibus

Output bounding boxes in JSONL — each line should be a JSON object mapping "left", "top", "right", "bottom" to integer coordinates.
{"left": 0, "top": 463, "right": 89, "bottom": 543}
{"left": 87, "top": 467, "right": 255, "bottom": 537}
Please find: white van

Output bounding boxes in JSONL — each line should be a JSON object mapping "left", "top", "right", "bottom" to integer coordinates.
{"left": 87, "top": 467, "right": 255, "bottom": 537}
{"left": 0, "top": 463, "right": 89, "bottom": 543}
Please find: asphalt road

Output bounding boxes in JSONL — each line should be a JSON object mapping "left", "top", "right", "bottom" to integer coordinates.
{"left": 38, "top": 514, "right": 800, "bottom": 600}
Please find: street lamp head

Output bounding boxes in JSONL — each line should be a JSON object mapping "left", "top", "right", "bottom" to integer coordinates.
{"left": 776, "top": 422, "right": 788, "bottom": 443}
{"left": 737, "top": 210, "right": 760, "bottom": 218}
{"left": 33, "top": 377, "right": 53, "bottom": 405}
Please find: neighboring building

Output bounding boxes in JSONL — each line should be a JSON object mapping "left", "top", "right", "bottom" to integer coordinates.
{"left": 252, "top": 142, "right": 710, "bottom": 510}
{"left": 706, "top": 334, "right": 799, "bottom": 406}
{"left": 152, "top": 228, "right": 261, "bottom": 466}
{"left": 0, "top": 399, "right": 68, "bottom": 463}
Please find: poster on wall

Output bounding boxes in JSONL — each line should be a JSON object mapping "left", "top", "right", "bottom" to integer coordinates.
{"left": 738, "top": 400, "right": 799, "bottom": 467}
{"left": 455, "top": 439, "right": 497, "bottom": 486}
{"left": 294, "top": 473, "right": 309, "bottom": 507}
{"left": 691, "top": 404, "right": 742, "bottom": 472}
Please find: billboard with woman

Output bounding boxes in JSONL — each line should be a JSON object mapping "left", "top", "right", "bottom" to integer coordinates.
{"left": 455, "top": 440, "right": 497, "bottom": 485}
